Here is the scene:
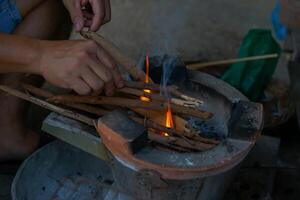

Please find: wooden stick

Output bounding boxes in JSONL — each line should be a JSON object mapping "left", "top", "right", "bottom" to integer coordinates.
{"left": 118, "top": 87, "right": 201, "bottom": 108}
{"left": 130, "top": 116, "right": 219, "bottom": 145}
{"left": 22, "top": 84, "right": 217, "bottom": 144}
{"left": 124, "top": 80, "right": 172, "bottom": 91}
{"left": 80, "top": 31, "right": 147, "bottom": 82}
{"left": 48, "top": 95, "right": 213, "bottom": 120}
{"left": 0, "top": 85, "right": 95, "bottom": 126}
{"left": 124, "top": 80, "right": 203, "bottom": 105}
{"left": 22, "top": 83, "right": 109, "bottom": 116}
{"left": 148, "top": 132, "right": 215, "bottom": 151}
{"left": 118, "top": 87, "right": 165, "bottom": 101}
{"left": 186, "top": 53, "right": 279, "bottom": 70}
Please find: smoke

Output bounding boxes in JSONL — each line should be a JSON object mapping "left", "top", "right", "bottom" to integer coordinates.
{"left": 137, "top": 1, "right": 194, "bottom": 97}
{"left": 160, "top": 57, "right": 177, "bottom": 98}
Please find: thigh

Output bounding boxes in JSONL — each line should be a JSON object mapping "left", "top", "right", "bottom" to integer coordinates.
{"left": 15, "top": 0, "right": 43, "bottom": 17}
{"left": 14, "top": 0, "right": 71, "bottom": 39}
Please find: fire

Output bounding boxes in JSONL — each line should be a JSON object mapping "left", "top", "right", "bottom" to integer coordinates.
{"left": 139, "top": 55, "right": 173, "bottom": 137}
{"left": 162, "top": 102, "right": 174, "bottom": 137}
{"left": 140, "top": 95, "right": 150, "bottom": 102}
{"left": 165, "top": 103, "right": 174, "bottom": 128}
{"left": 145, "top": 54, "right": 150, "bottom": 83}
{"left": 140, "top": 55, "right": 151, "bottom": 102}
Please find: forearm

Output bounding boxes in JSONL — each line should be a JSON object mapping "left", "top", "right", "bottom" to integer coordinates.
{"left": 0, "top": 33, "right": 41, "bottom": 74}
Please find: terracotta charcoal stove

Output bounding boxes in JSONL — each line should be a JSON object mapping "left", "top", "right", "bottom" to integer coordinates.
{"left": 2, "top": 33, "right": 263, "bottom": 200}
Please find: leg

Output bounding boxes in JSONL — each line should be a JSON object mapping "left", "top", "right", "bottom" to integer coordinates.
{"left": 0, "top": 0, "right": 71, "bottom": 161}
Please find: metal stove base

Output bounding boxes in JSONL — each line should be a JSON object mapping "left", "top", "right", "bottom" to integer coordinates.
{"left": 12, "top": 140, "right": 235, "bottom": 200}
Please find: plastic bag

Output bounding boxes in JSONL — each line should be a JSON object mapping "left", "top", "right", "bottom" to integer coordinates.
{"left": 221, "top": 29, "right": 281, "bottom": 101}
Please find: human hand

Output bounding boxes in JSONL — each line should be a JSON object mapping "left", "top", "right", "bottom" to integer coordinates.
{"left": 38, "top": 39, "right": 123, "bottom": 96}
{"left": 63, "top": 0, "right": 111, "bottom": 32}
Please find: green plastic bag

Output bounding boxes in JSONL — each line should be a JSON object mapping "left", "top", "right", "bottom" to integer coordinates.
{"left": 221, "top": 29, "right": 281, "bottom": 101}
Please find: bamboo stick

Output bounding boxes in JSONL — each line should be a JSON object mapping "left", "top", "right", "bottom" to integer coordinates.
{"left": 0, "top": 85, "right": 95, "bottom": 126}
{"left": 186, "top": 53, "right": 279, "bottom": 70}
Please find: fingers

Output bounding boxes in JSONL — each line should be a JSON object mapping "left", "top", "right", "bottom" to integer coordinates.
{"left": 72, "top": 78, "right": 91, "bottom": 95}
{"left": 65, "top": 1, "right": 85, "bottom": 32}
{"left": 94, "top": 46, "right": 124, "bottom": 88}
{"left": 84, "top": 40, "right": 124, "bottom": 89}
{"left": 89, "top": 0, "right": 106, "bottom": 31}
{"left": 80, "top": 67, "right": 105, "bottom": 96}
{"left": 87, "top": 57, "right": 115, "bottom": 96}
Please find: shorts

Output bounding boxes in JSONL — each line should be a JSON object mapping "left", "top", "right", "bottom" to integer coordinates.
{"left": 0, "top": 0, "right": 21, "bottom": 33}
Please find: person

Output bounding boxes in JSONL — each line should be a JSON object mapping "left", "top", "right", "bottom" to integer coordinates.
{"left": 0, "top": 0, "right": 123, "bottom": 161}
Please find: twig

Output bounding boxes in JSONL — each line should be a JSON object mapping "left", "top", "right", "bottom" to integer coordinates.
{"left": 0, "top": 85, "right": 95, "bottom": 126}
{"left": 186, "top": 53, "right": 279, "bottom": 70}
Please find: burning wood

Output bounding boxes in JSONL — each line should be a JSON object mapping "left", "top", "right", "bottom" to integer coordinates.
{"left": 148, "top": 131, "right": 215, "bottom": 152}
{"left": 124, "top": 80, "right": 203, "bottom": 106}
{"left": 47, "top": 94, "right": 212, "bottom": 120}
{"left": 0, "top": 83, "right": 219, "bottom": 153}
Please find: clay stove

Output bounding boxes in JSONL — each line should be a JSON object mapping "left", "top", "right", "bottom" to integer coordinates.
{"left": 97, "top": 69, "right": 263, "bottom": 200}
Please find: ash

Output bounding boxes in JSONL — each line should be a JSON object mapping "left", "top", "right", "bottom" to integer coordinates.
{"left": 188, "top": 117, "right": 226, "bottom": 140}
{"left": 103, "top": 188, "right": 133, "bottom": 200}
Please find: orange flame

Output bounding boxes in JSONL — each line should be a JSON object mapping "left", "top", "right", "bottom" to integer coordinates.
{"left": 162, "top": 102, "right": 173, "bottom": 137}
{"left": 140, "top": 55, "right": 151, "bottom": 102}
{"left": 165, "top": 102, "right": 174, "bottom": 128}
{"left": 145, "top": 55, "right": 150, "bottom": 83}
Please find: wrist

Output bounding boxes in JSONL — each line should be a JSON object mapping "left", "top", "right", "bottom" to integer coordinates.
{"left": 25, "top": 39, "right": 46, "bottom": 75}
{"left": 31, "top": 40, "right": 54, "bottom": 76}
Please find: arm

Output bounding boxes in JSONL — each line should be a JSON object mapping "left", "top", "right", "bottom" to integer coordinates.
{"left": 0, "top": 33, "right": 41, "bottom": 74}
{"left": 0, "top": 33, "right": 123, "bottom": 95}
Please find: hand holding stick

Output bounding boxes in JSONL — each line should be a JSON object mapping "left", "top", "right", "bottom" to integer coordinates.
{"left": 80, "top": 31, "right": 147, "bottom": 82}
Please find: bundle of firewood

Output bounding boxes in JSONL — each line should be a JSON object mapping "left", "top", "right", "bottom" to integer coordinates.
{"left": 21, "top": 80, "right": 218, "bottom": 151}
